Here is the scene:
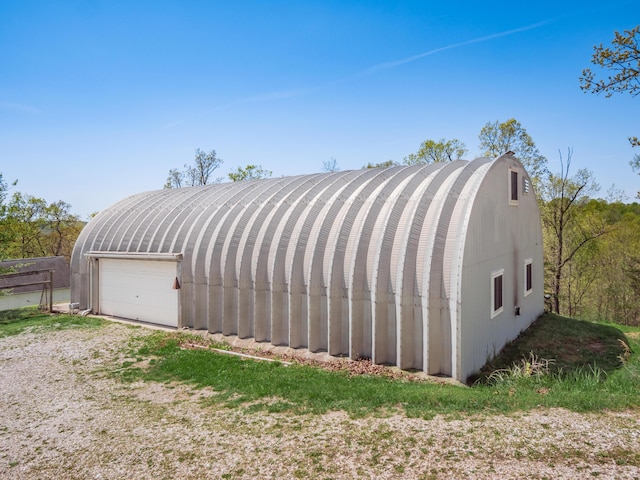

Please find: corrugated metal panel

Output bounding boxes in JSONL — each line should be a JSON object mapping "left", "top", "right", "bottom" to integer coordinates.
{"left": 70, "top": 154, "right": 544, "bottom": 381}
{"left": 442, "top": 160, "right": 493, "bottom": 379}
{"left": 393, "top": 164, "right": 443, "bottom": 369}
{"left": 420, "top": 162, "right": 466, "bottom": 375}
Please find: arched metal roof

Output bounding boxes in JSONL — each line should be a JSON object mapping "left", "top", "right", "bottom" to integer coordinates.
{"left": 72, "top": 155, "right": 540, "bottom": 379}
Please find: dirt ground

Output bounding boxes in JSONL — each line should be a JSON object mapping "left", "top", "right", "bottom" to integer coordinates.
{"left": 1, "top": 322, "right": 639, "bottom": 479}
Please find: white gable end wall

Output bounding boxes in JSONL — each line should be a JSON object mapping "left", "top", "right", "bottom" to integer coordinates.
{"left": 459, "top": 156, "right": 544, "bottom": 381}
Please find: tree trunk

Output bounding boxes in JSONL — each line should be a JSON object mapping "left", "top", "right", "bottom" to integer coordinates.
{"left": 554, "top": 270, "right": 561, "bottom": 315}
{"left": 554, "top": 215, "right": 564, "bottom": 315}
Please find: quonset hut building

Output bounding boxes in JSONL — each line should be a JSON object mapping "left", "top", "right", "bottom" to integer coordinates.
{"left": 71, "top": 153, "right": 543, "bottom": 382}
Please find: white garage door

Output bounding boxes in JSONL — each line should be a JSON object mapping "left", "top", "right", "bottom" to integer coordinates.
{"left": 99, "top": 258, "right": 179, "bottom": 327}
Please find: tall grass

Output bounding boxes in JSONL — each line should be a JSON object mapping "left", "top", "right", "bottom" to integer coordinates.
{"left": 484, "top": 352, "right": 554, "bottom": 385}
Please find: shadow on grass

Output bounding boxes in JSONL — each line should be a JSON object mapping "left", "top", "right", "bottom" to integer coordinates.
{"left": 0, "top": 306, "right": 44, "bottom": 323}
{"left": 473, "top": 313, "right": 630, "bottom": 384}
{"left": 0, "top": 307, "right": 104, "bottom": 337}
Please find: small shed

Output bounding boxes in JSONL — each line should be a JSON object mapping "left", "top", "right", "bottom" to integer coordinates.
{"left": 71, "top": 153, "right": 543, "bottom": 381}
{"left": 0, "top": 256, "right": 71, "bottom": 311}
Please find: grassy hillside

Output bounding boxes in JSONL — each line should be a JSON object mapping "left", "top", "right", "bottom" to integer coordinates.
{"left": 474, "top": 313, "right": 631, "bottom": 382}
{"left": 1, "top": 309, "right": 638, "bottom": 417}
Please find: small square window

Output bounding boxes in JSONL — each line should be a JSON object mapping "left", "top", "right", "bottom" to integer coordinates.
{"left": 524, "top": 259, "right": 533, "bottom": 297}
{"left": 509, "top": 168, "right": 519, "bottom": 205}
{"left": 491, "top": 270, "right": 504, "bottom": 318}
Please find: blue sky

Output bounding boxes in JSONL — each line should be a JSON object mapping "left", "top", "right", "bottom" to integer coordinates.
{"left": 0, "top": 0, "right": 638, "bottom": 218}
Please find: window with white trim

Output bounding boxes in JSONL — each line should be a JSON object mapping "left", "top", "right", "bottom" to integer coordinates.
{"left": 509, "top": 167, "right": 519, "bottom": 205}
{"left": 491, "top": 269, "right": 504, "bottom": 318}
{"left": 524, "top": 259, "right": 533, "bottom": 297}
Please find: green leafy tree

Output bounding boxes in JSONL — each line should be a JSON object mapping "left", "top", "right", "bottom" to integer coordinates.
{"left": 164, "top": 148, "right": 223, "bottom": 188}
{"left": 539, "top": 149, "right": 606, "bottom": 315}
{"left": 562, "top": 229, "right": 601, "bottom": 318}
{"left": 3, "top": 192, "right": 48, "bottom": 259}
{"left": 0, "top": 173, "right": 84, "bottom": 262}
{"left": 0, "top": 190, "right": 82, "bottom": 261}
{"left": 575, "top": 202, "right": 640, "bottom": 325}
{"left": 632, "top": 154, "right": 640, "bottom": 196}
{"left": 0, "top": 174, "right": 8, "bottom": 258}
{"left": 44, "top": 200, "right": 83, "bottom": 260}
{"left": 228, "top": 164, "right": 272, "bottom": 182}
{"left": 363, "top": 160, "right": 397, "bottom": 169}
{"left": 0, "top": 173, "right": 10, "bottom": 263}
{"left": 164, "top": 169, "right": 184, "bottom": 189}
{"left": 580, "top": 25, "right": 640, "bottom": 98}
{"left": 403, "top": 138, "right": 467, "bottom": 165}
{"left": 0, "top": 172, "right": 8, "bottom": 206}
{"left": 580, "top": 25, "right": 640, "bottom": 197}
{"left": 599, "top": 217, "right": 640, "bottom": 325}
{"left": 479, "top": 118, "right": 548, "bottom": 187}
{"left": 0, "top": 172, "right": 17, "bottom": 213}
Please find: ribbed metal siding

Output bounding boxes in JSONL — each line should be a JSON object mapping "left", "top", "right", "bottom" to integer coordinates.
{"left": 71, "top": 154, "right": 542, "bottom": 380}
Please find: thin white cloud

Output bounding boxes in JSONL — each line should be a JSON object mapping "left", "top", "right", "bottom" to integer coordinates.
{"left": 162, "top": 118, "right": 188, "bottom": 129}
{"left": 0, "top": 101, "right": 41, "bottom": 114}
{"left": 162, "top": 19, "right": 553, "bottom": 129}
{"left": 367, "top": 20, "right": 552, "bottom": 73}
{"left": 243, "top": 87, "right": 318, "bottom": 103}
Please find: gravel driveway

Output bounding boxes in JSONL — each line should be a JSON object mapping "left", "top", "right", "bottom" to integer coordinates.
{"left": 1, "top": 321, "right": 639, "bottom": 479}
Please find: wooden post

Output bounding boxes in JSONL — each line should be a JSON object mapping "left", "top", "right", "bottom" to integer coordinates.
{"left": 49, "top": 270, "right": 54, "bottom": 313}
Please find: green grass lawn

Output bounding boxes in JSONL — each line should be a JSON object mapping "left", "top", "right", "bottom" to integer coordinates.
{"left": 0, "top": 306, "right": 104, "bottom": 337}
{"left": 2, "top": 308, "right": 638, "bottom": 418}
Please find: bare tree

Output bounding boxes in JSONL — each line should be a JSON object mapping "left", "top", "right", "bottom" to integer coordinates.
{"left": 164, "top": 148, "right": 223, "bottom": 188}
{"left": 322, "top": 157, "right": 340, "bottom": 172}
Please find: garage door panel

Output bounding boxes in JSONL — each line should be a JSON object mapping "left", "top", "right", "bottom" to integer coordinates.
{"left": 99, "top": 259, "right": 178, "bottom": 327}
